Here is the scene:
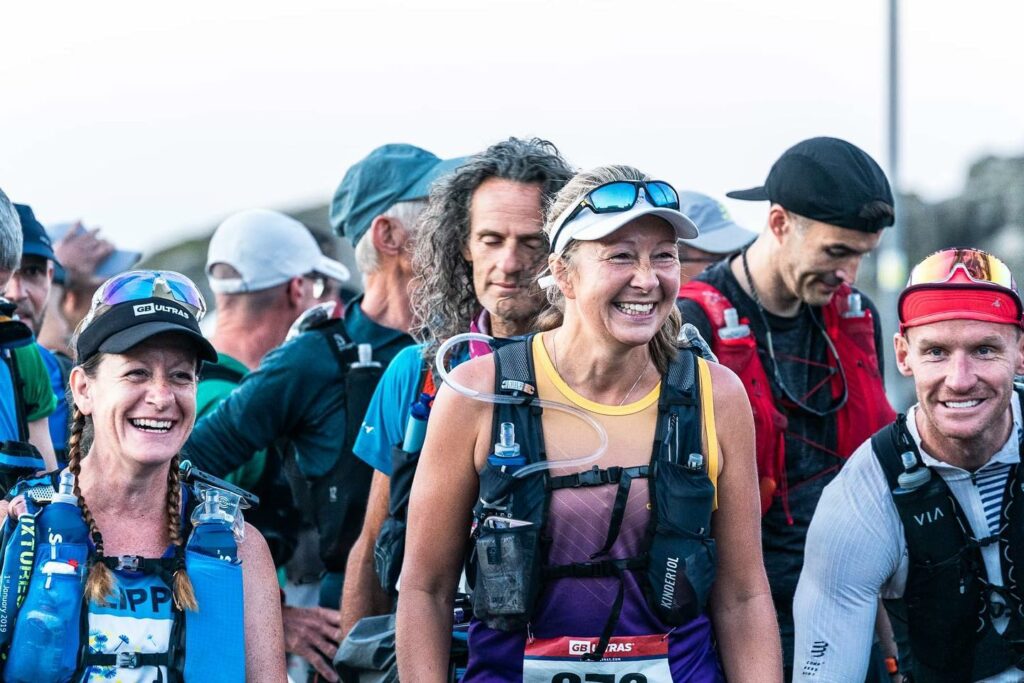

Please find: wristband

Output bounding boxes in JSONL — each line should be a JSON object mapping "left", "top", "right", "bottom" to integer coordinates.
{"left": 884, "top": 656, "right": 899, "bottom": 675}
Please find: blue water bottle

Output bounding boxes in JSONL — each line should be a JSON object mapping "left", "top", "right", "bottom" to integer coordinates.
{"left": 0, "top": 514, "right": 36, "bottom": 656}
{"left": 487, "top": 422, "right": 525, "bottom": 473}
{"left": 6, "top": 470, "right": 89, "bottom": 683}
{"left": 401, "top": 392, "right": 433, "bottom": 453}
{"left": 183, "top": 484, "right": 245, "bottom": 682}
{"left": 187, "top": 485, "right": 241, "bottom": 562}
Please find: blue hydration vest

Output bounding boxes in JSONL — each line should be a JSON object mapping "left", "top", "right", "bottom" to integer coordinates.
{"left": 0, "top": 478, "right": 246, "bottom": 682}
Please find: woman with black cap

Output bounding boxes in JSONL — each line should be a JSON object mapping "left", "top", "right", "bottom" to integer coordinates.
{"left": 3, "top": 270, "right": 284, "bottom": 682}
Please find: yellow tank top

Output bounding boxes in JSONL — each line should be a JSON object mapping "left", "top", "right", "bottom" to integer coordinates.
{"left": 530, "top": 333, "right": 719, "bottom": 566}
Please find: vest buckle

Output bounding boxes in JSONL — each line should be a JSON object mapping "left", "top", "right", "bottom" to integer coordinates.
{"left": 116, "top": 651, "right": 141, "bottom": 669}
{"left": 115, "top": 555, "right": 141, "bottom": 572}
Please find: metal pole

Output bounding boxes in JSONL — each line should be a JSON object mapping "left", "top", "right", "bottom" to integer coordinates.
{"left": 878, "top": 0, "right": 912, "bottom": 407}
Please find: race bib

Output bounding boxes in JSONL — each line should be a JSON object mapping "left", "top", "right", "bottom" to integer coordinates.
{"left": 523, "top": 634, "right": 672, "bottom": 683}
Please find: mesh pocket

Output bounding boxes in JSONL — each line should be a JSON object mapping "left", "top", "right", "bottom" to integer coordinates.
{"left": 471, "top": 520, "right": 539, "bottom": 631}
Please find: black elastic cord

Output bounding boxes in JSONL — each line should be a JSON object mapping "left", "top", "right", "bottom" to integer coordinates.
{"left": 592, "top": 472, "right": 635, "bottom": 559}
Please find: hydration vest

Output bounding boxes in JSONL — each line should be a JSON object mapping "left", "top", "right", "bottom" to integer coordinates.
{"left": 293, "top": 317, "right": 382, "bottom": 572}
{"left": 374, "top": 365, "right": 436, "bottom": 595}
{"left": 678, "top": 280, "right": 895, "bottom": 516}
{"left": 198, "top": 360, "right": 299, "bottom": 569}
{"left": 466, "top": 336, "right": 718, "bottom": 660}
{"left": 872, "top": 406, "right": 1024, "bottom": 683}
{"left": 1, "top": 479, "right": 245, "bottom": 683}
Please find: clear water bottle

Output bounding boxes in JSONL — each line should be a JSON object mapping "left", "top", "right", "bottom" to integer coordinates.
{"left": 718, "top": 308, "right": 751, "bottom": 340}
{"left": 842, "top": 292, "right": 866, "bottom": 319}
{"left": 188, "top": 484, "right": 243, "bottom": 561}
{"left": 487, "top": 423, "right": 525, "bottom": 473}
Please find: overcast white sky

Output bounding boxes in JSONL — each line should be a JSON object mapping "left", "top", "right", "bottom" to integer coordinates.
{"left": 2, "top": 0, "right": 1022, "bottom": 254}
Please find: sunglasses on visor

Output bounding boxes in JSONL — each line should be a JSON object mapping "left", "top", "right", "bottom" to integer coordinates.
{"left": 82, "top": 270, "right": 208, "bottom": 330}
{"left": 549, "top": 180, "right": 681, "bottom": 254}
{"left": 906, "top": 248, "right": 1017, "bottom": 293}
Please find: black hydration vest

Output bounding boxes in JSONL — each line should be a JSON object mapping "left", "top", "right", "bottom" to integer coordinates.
{"left": 299, "top": 317, "right": 383, "bottom": 572}
{"left": 466, "top": 336, "right": 718, "bottom": 660}
{"left": 873, "top": 403, "right": 1024, "bottom": 683}
{"left": 374, "top": 362, "right": 434, "bottom": 595}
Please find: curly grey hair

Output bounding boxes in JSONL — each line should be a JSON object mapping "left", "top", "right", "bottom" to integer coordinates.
{"left": 0, "top": 188, "right": 23, "bottom": 274}
{"left": 411, "top": 137, "right": 574, "bottom": 359}
{"left": 537, "top": 165, "right": 682, "bottom": 375}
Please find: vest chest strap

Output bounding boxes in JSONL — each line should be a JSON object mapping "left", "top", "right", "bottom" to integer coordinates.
{"left": 546, "top": 465, "right": 650, "bottom": 491}
{"left": 543, "top": 556, "right": 647, "bottom": 580}
{"left": 82, "top": 650, "right": 171, "bottom": 670}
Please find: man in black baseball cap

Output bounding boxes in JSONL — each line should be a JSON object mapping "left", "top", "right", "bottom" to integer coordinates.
{"left": 5, "top": 204, "right": 60, "bottom": 336}
{"left": 678, "top": 136, "right": 896, "bottom": 678}
{"left": 5, "top": 203, "right": 68, "bottom": 462}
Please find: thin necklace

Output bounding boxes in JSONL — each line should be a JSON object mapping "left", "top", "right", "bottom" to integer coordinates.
{"left": 740, "top": 248, "right": 848, "bottom": 417}
{"left": 551, "top": 333, "right": 649, "bottom": 406}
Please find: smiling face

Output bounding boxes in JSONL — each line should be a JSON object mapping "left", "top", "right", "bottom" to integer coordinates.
{"left": 462, "top": 178, "right": 547, "bottom": 337}
{"left": 71, "top": 334, "right": 199, "bottom": 469}
{"left": 558, "top": 215, "right": 680, "bottom": 349}
{"left": 896, "top": 319, "right": 1024, "bottom": 461}
{"left": 776, "top": 215, "right": 881, "bottom": 307}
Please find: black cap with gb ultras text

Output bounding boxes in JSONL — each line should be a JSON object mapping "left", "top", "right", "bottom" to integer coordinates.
{"left": 727, "top": 136, "right": 895, "bottom": 233}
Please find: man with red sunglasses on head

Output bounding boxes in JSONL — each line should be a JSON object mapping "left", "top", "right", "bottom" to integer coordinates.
{"left": 794, "top": 248, "right": 1024, "bottom": 682}
{"left": 678, "top": 137, "right": 897, "bottom": 676}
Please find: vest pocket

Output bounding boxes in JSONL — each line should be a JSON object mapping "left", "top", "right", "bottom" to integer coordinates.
{"left": 373, "top": 517, "right": 406, "bottom": 594}
{"left": 903, "top": 549, "right": 980, "bottom": 673}
{"left": 471, "top": 519, "right": 539, "bottom": 631}
{"left": 646, "top": 460, "right": 717, "bottom": 625}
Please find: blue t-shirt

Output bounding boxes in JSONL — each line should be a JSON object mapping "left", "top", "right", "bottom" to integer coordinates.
{"left": 353, "top": 341, "right": 478, "bottom": 475}
{"left": 353, "top": 344, "right": 427, "bottom": 474}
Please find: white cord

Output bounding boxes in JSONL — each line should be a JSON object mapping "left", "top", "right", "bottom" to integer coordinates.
{"left": 435, "top": 333, "right": 609, "bottom": 479}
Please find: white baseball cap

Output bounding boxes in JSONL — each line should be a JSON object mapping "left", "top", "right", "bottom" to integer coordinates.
{"left": 206, "top": 209, "right": 350, "bottom": 294}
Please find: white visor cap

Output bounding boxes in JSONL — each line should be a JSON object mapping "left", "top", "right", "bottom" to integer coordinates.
{"left": 206, "top": 209, "right": 350, "bottom": 294}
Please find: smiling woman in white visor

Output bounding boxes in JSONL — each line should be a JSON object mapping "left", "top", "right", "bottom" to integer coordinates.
{"left": 397, "top": 166, "right": 781, "bottom": 682}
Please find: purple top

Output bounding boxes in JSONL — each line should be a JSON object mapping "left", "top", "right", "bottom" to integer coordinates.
{"left": 464, "top": 476, "right": 723, "bottom": 681}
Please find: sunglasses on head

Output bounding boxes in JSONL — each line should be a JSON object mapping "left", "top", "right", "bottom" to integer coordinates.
{"left": 549, "top": 180, "right": 681, "bottom": 254}
{"left": 82, "top": 270, "right": 207, "bottom": 331}
{"left": 907, "top": 248, "right": 1017, "bottom": 293}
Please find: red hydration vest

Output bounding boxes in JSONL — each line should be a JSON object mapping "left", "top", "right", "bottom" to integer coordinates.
{"left": 678, "top": 280, "right": 895, "bottom": 518}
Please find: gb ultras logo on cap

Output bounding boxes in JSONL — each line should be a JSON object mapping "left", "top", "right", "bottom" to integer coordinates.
{"left": 133, "top": 302, "right": 189, "bottom": 319}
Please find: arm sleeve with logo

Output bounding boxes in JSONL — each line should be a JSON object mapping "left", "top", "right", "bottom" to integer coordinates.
{"left": 352, "top": 344, "right": 425, "bottom": 475}
{"left": 792, "top": 440, "right": 904, "bottom": 682}
{"left": 183, "top": 334, "right": 328, "bottom": 477}
{"left": 13, "top": 344, "right": 57, "bottom": 422}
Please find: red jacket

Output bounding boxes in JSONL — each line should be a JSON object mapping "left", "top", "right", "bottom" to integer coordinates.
{"left": 679, "top": 280, "right": 896, "bottom": 517}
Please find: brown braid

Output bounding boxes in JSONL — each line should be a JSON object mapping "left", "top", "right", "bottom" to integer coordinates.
{"left": 166, "top": 453, "right": 198, "bottom": 611}
{"left": 67, "top": 404, "right": 115, "bottom": 604}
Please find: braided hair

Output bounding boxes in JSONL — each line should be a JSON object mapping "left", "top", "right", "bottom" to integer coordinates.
{"left": 70, "top": 353, "right": 198, "bottom": 611}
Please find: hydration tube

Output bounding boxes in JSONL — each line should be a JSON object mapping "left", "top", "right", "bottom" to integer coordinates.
{"left": 435, "top": 333, "right": 609, "bottom": 479}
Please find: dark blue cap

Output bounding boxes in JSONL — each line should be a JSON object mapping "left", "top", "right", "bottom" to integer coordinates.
{"left": 329, "top": 144, "right": 465, "bottom": 246}
{"left": 15, "top": 204, "right": 60, "bottom": 266}
{"left": 727, "top": 137, "right": 895, "bottom": 233}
